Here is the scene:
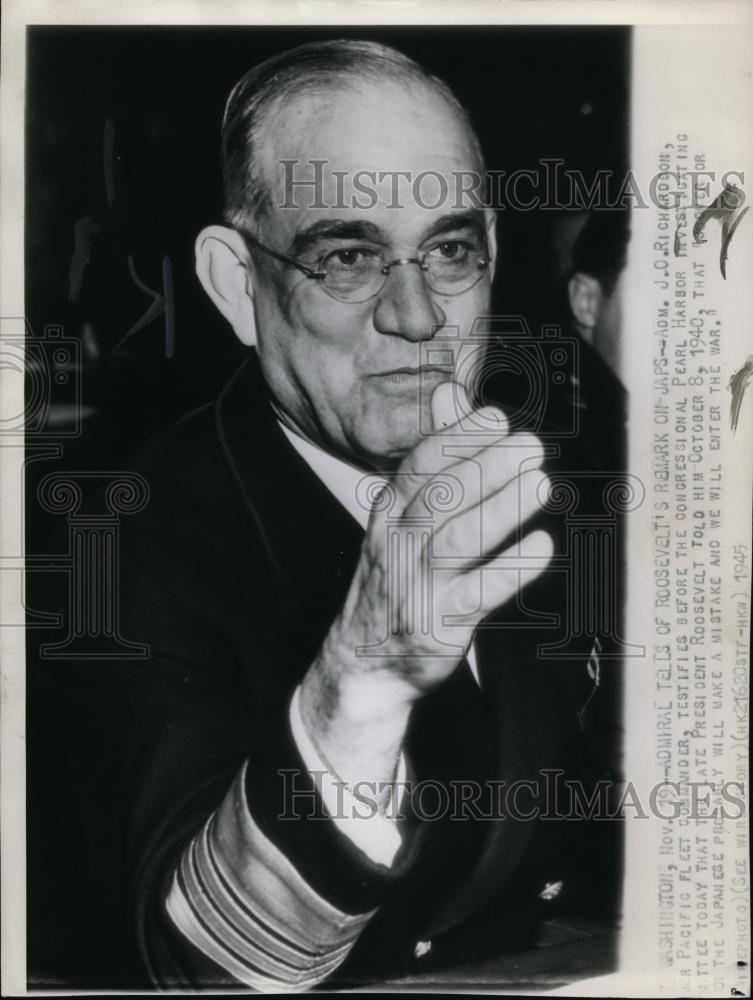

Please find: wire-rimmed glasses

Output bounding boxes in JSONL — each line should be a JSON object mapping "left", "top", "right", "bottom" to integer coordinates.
{"left": 240, "top": 231, "right": 490, "bottom": 304}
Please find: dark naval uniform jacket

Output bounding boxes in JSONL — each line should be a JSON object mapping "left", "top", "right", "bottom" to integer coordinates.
{"left": 27, "top": 345, "right": 623, "bottom": 989}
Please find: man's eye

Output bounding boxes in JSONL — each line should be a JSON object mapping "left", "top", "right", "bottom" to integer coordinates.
{"left": 428, "top": 240, "right": 471, "bottom": 260}
{"left": 323, "top": 247, "right": 377, "bottom": 269}
{"left": 334, "top": 249, "right": 361, "bottom": 266}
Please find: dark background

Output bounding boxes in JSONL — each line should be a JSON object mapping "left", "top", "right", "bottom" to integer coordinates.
{"left": 26, "top": 24, "right": 630, "bottom": 473}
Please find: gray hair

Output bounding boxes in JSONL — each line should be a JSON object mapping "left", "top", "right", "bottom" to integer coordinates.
{"left": 221, "top": 39, "right": 484, "bottom": 231}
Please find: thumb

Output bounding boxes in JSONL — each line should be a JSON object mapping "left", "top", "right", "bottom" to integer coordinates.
{"left": 431, "top": 380, "right": 474, "bottom": 432}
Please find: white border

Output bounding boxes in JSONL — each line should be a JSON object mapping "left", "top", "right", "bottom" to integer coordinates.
{"left": 3, "top": 2, "right": 752, "bottom": 996}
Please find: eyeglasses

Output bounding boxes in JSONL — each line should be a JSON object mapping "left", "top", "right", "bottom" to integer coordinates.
{"left": 240, "top": 230, "right": 490, "bottom": 304}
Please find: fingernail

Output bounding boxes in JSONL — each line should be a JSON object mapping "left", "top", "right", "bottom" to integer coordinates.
{"left": 476, "top": 406, "right": 505, "bottom": 425}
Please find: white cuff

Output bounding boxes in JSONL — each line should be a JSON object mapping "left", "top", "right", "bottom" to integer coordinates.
{"left": 289, "top": 686, "right": 405, "bottom": 867}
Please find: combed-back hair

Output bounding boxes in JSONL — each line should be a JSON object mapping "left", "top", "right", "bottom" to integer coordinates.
{"left": 221, "top": 39, "right": 483, "bottom": 231}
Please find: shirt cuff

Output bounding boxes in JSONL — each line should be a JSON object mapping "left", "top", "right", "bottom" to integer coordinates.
{"left": 289, "top": 685, "right": 406, "bottom": 867}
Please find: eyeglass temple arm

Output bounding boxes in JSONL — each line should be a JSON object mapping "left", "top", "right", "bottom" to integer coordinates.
{"left": 240, "top": 231, "right": 324, "bottom": 280}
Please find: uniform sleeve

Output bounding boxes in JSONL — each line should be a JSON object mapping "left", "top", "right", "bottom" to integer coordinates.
{"left": 164, "top": 764, "right": 377, "bottom": 990}
{"left": 162, "top": 690, "right": 413, "bottom": 990}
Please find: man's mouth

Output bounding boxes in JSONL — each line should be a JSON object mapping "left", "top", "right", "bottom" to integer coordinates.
{"left": 375, "top": 366, "right": 454, "bottom": 386}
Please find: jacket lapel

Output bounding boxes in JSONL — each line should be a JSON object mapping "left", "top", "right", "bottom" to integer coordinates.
{"left": 214, "top": 350, "right": 365, "bottom": 653}
{"left": 419, "top": 582, "right": 569, "bottom": 939}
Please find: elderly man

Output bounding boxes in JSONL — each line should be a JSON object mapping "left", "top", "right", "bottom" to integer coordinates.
{"left": 29, "top": 39, "right": 619, "bottom": 989}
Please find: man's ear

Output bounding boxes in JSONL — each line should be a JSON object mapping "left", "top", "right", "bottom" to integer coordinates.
{"left": 568, "top": 272, "right": 603, "bottom": 330}
{"left": 195, "top": 225, "right": 257, "bottom": 346}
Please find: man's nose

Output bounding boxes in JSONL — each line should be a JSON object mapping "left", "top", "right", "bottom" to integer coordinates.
{"left": 372, "top": 263, "right": 446, "bottom": 342}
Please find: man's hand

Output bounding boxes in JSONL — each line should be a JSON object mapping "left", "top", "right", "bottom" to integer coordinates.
{"left": 299, "top": 382, "right": 554, "bottom": 800}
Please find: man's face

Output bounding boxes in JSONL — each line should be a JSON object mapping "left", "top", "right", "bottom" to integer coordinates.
{"left": 247, "top": 79, "right": 495, "bottom": 471}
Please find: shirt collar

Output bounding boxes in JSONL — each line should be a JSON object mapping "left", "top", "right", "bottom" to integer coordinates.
{"left": 277, "top": 422, "right": 388, "bottom": 531}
